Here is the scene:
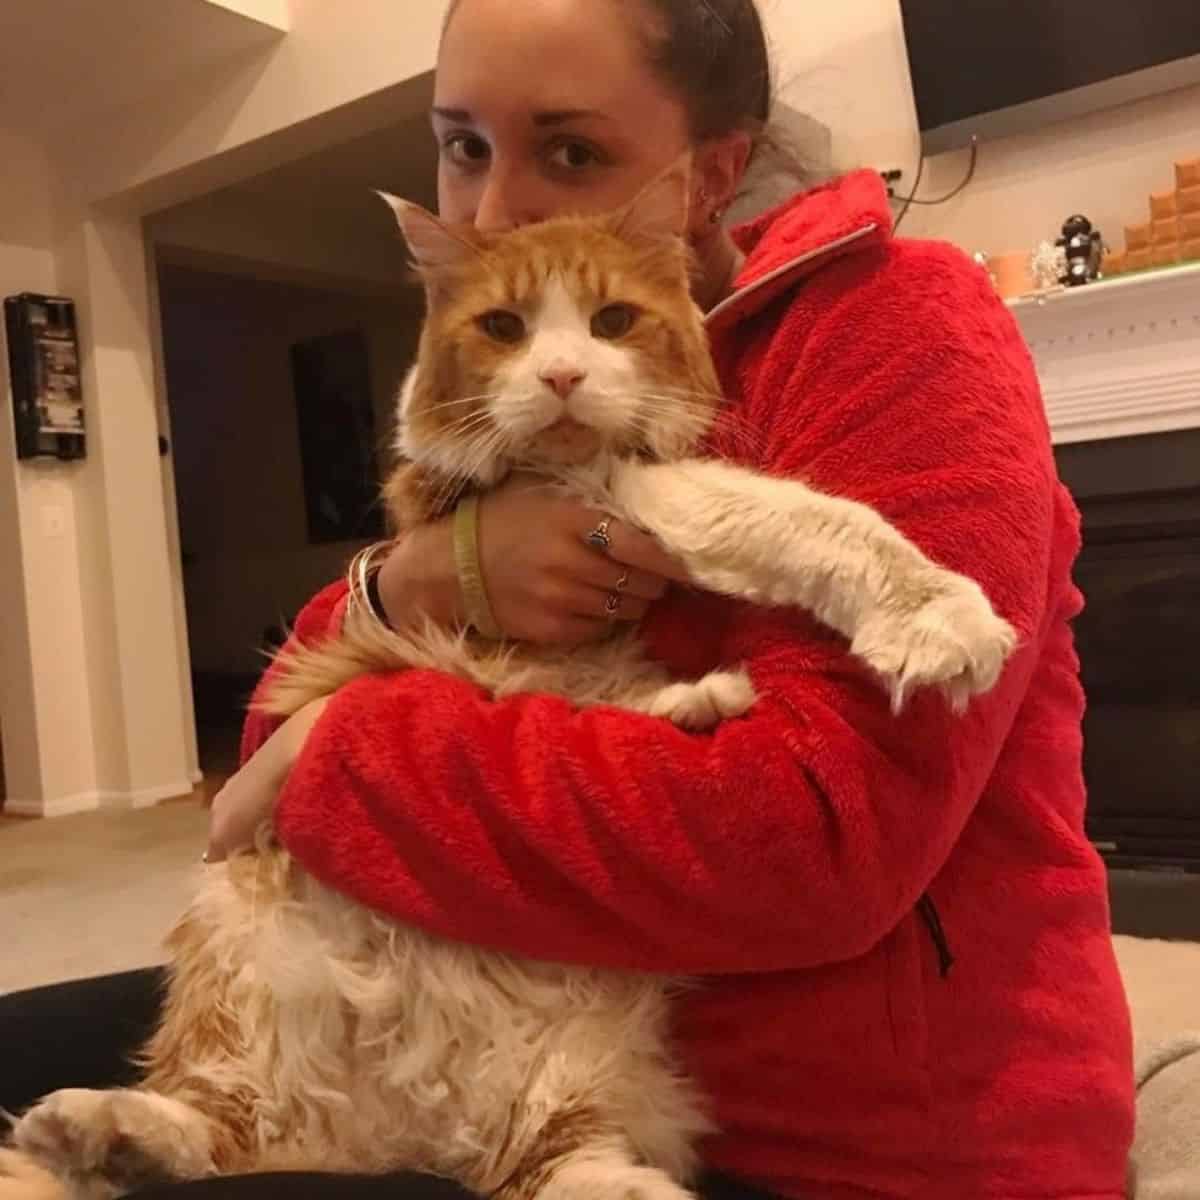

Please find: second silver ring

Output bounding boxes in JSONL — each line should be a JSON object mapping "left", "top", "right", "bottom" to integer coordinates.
{"left": 604, "top": 571, "right": 629, "bottom": 619}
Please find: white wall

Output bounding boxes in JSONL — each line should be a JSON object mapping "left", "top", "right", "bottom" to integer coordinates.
{"left": 0, "top": 128, "right": 103, "bottom": 813}
{"left": 3, "top": 3, "right": 446, "bottom": 813}
{"left": 759, "top": 0, "right": 1200, "bottom": 256}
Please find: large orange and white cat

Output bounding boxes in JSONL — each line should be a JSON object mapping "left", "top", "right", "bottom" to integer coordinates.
{"left": 1, "top": 172, "right": 1014, "bottom": 1200}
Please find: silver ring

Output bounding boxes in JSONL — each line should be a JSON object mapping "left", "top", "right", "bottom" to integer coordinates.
{"left": 614, "top": 571, "right": 629, "bottom": 593}
{"left": 201, "top": 851, "right": 209, "bottom": 864}
{"left": 604, "top": 589, "right": 623, "bottom": 618}
{"left": 585, "top": 518, "right": 613, "bottom": 553}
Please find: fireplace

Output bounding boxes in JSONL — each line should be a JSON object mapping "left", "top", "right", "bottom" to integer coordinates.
{"left": 1010, "top": 262, "right": 1200, "bottom": 938}
{"left": 1056, "top": 430, "right": 1200, "bottom": 871}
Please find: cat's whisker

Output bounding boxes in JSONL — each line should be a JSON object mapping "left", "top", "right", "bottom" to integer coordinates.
{"left": 430, "top": 393, "right": 504, "bottom": 411}
{"left": 429, "top": 449, "right": 482, "bottom": 513}
{"left": 626, "top": 394, "right": 766, "bottom": 456}
{"left": 439, "top": 410, "right": 498, "bottom": 438}
{"left": 429, "top": 424, "right": 512, "bottom": 511}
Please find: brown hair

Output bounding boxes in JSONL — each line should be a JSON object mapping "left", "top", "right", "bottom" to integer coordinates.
{"left": 442, "top": 0, "right": 775, "bottom": 156}
{"left": 633, "top": 0, "right": 772, "bottom": 152}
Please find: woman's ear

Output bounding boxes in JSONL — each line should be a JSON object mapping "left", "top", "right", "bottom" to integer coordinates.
{"left": 689, "top": 132, "right": 753, "bottom": 236}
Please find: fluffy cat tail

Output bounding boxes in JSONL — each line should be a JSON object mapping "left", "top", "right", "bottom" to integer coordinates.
{"left": 257, "top": 608, "right": 404, "bottom": 717}
{"left": 257, "top": 605, "right": 479, "bottom": 719}
{"left": 0, "top": 1150, "right": 68, "bottom": 1200}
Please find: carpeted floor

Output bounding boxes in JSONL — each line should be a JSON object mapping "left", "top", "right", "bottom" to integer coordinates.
{"left": 0, "top": 801, "right": 208, "bottom": 995}
{"left": 1, "top": 796, "right": 1196, "bottom": 1045}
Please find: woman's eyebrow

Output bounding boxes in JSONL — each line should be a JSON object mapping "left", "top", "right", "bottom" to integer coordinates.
{"left": 531, "top": 109, "right": 611, "bottom": 126}
{"left": 430, "top": 106, "right": 612, "bottom": 125}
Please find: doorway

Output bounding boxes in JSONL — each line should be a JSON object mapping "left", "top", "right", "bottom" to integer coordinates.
{"left": 146, "top": 116, "right": 436, "bottom": 790}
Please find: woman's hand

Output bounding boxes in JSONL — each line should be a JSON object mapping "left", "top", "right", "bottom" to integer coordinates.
{"left": 205, "top": 698, "right": 329, "bottom": 863}
{"left": 376, "top": 473, "right": 689, "bottom": 646}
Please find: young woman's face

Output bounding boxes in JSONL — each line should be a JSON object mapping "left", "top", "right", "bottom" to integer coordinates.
{"left": 434, "top": 0, "right": 694, "bottom": 231}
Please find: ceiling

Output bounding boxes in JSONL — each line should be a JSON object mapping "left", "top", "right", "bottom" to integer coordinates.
{"left": 148, "top": 90, "right": 439, "bottom": 289}
{"left": 0, "top": 0, "right": 286, "bottom": 143}
{"left": 231, "top": 103, "right": 440, "bottom": 217}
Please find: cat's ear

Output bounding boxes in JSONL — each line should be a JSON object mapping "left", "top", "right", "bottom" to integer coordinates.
{"left": 610, "top": 159, "right": 691, "bottom": 242}
{"left": 375, "top": 192, "right": 478, "bottom": 272}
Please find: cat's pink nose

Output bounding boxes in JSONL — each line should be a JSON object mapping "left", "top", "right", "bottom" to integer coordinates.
{"left": 538, "top": 363, "right": 586, "bottom": 400}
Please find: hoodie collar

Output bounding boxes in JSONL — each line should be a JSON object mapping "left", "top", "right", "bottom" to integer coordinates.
{"left": 705, "top": 168, "right": 893, "bottom": 333}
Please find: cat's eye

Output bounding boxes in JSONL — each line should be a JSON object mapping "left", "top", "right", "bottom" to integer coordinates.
{"left": 591, "top": 304, "right": 638, "bottom": 340}
{"left": 479, "top": 310, "right": 526, "bottom": 343}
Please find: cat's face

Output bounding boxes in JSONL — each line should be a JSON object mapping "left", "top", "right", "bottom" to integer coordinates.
{"left": 381, "top": 171, "right": 721, "bottom": 521}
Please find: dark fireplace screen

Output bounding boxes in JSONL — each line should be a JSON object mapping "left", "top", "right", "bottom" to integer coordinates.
{"left": 1057, "top": 431, "right": 1200, "bottom": 871}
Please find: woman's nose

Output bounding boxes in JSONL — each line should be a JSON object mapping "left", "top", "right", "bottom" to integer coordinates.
{"left": 474, "top": 167, "right": 542, "bottom": 233}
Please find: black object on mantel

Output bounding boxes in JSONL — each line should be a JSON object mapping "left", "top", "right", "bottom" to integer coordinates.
{"left": 1057, "top": 215, "right": 1104, "bottom": 286}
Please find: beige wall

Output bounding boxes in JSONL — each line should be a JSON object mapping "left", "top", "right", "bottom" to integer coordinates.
{"left": 0, "top": 129, "right": 113, "bottom": 814}
{"left": 158, "top": 264, "right": 421, "bottom": 675}
{"left": 2, "top": 3, "right": 445, "bottom": 814}
{"left": 1, "top": 128, "right": 61, "bottom": 808}
{"left": 760, "top": 0, "right": 1200, "bottom": 256}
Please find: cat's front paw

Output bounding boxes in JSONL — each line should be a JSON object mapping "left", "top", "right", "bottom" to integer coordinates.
{"left": 852, "top": 578, "right": 1017, "bottom": 713}
{"left": 646, "top": 668, "right": 757, "bottom": 730}
{"left": 12, "top": 1089, "right": 214, "bottom": 1196}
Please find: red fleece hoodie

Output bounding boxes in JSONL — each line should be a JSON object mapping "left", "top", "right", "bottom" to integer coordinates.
{"left": 244, "top": 171, "right": 1134, "bottom": 1199}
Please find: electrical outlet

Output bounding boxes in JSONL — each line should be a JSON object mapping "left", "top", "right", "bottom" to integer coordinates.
{"left": 41, "top": 504, "right": 66, "bottom": 538}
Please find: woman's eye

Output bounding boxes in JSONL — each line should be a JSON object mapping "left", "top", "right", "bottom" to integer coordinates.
{"left": 479, "top": 310, "right": 526, "bottom": 343}
{"left": 591, "top": 304, "right": 638, "bottom": 340}
{"left": 547, "top": 140, "right": 602, "bottom": 172}
{"left": 443, "top": 133, "right": 490, "bottom": 169}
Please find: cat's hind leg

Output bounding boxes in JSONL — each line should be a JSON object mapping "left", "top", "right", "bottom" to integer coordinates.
{"left": 9, "top": 1088, "right": 218, "bottom": 1199}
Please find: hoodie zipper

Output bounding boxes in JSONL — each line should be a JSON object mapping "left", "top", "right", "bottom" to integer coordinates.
{"left": 917, "top": 893, "right": 955, "bottom": 979}
{"left": 704, "top": 222, "right": 880, "bottom": 329}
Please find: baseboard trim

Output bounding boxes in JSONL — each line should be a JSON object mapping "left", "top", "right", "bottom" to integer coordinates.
{"left": 4, "top": 778, "right": 195, "bottom": 819}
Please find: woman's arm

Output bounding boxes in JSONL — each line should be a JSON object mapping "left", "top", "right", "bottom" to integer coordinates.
{"left": 267, "top": 243, "right": 1065, "bottom": 976}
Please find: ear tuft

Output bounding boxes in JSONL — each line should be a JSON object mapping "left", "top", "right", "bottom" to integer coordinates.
{"left": 375, "top": 191, "right": 478, "bottom": 271}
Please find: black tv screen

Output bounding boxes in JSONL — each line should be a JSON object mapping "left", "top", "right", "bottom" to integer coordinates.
{"left": 900, "top": 0, "right": 1200, "bottom": 154}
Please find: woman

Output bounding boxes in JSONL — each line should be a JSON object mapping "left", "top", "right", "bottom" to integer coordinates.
{"left": 2, "top": 1, "right": 1133, "bottom": 1198}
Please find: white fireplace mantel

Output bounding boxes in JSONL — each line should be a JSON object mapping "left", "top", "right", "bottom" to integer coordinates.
{"left": 1007, "top": 260, "right": 1200, "bottom": 445}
